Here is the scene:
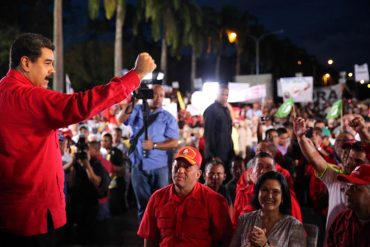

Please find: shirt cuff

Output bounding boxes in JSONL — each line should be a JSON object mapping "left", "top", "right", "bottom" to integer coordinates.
{"left": 119, "top": 69, "right": 140, "bottom": 96}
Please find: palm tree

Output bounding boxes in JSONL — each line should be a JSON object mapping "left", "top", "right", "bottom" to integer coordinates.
{"left": 53, "top": 0, "right": 64, "bottom": 92}
{"left": 88, "top": 0, "right": 126, "bottom": 77}
{"left": 201, "top": 7, "right": 222, "bottom": 80}
{"left": 181, "top": 2, "right": 203, "bottom": 91}
{"left": 136, "top": 0, "right": 183, "bottom": 82}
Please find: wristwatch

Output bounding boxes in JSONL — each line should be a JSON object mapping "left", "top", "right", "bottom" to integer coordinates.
{"left": 153, "top": 143, "right": 158, "bottom": 149}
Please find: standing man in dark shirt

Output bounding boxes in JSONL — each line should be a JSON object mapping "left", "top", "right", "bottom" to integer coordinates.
{"left": 203, "top": 84, "right": 234, "bottom": 176}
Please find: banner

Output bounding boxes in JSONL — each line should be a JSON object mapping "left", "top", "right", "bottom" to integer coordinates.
{"left": 313, "top": 84, "right": 343, "bottom": 104}
{"left": 278, "top": 77, "right": 313, "bottom": 102}
{"left": 228, "top": 83, "right": 266, "bottom": 103}
{"left": 354, "top": 63, "right": 369, "bottom": 82}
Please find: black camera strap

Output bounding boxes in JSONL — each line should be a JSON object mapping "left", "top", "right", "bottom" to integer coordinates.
{"left": 128, "top": 111, "right": 160, "bottom": 154}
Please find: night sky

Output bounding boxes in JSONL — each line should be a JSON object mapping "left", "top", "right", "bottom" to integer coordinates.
{"left": 199, "top": 0, "right": 370, "bottom": 72}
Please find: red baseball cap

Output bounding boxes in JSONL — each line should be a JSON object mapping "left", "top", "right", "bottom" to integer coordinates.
{"left": 175, "top": 146, "right": 202, "bottom": 166}
{"left": 60, "top": 128, "right": 73, "bottom": 139}
{"left": 337, "top": 164, "right": 370, "bottom": 185}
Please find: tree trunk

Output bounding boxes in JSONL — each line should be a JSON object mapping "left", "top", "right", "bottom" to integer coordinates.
{"left": 215, "top": 52, "right": 221, "bottom": 81}
{"left": 160, "top": 38, "right": 167, "bottom": 83}
{"left": 190, "top": 49, "right": 196, "bottom": 92}
{"left": 236, "top": 48, "right": 241, "bottom": 76}
{"left": 114, "top": 2, "right": 125, "bottom": 76}
{"left": 53, "top": 0, "right": 64, "bottom": 92}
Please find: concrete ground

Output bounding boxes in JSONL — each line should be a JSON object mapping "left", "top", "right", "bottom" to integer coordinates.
{"left": 59, "top": 207, "right": 142, "bottom": 247}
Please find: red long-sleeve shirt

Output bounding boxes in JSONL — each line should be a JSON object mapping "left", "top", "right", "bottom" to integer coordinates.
{"left": 0, "top": 69, "right": 139, "bottom": 236}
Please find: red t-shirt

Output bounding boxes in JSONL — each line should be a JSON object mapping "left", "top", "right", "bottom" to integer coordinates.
{"left": 0, "top": 69, "right": 139, "bottom": 236}
{"left": 327, "top": 209, "right": 370, "bottom": 247}
{"left": 138, "top": 182, "right": 233, "bottom": 246}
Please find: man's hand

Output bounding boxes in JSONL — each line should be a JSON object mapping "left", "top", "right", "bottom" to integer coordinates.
{"left": 143, "top": 138, "right": 154, "bottom": 151}
{"left": 134, "top": 52, "right": 157, "bottom": 80}
{"left": 349, "top": 116, "right": 366, "bottom": 133}
{"left": 294, "top": 117, "right": 307, "bottom": 137}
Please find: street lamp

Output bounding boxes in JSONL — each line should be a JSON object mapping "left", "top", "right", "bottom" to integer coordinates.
{"left": 246, "top": 29, "right": 284, "bottom": 75}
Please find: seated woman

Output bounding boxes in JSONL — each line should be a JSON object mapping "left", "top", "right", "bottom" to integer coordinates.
{"left": 230, "top": 171, "right": 306, "bottom": 247}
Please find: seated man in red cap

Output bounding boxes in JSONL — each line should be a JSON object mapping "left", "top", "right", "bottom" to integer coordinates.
{"left": 327, "top": 164, "right": 370, "bottom": 247}
{"left": 138, "top": 146, "right": 233, "bottom": 246}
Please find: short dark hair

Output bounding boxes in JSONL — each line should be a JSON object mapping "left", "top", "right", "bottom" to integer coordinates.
{"left": 257, "top": 140, "right": 277, "bottom": 157}
{"left": 313, "top": 127, "right": 323, "bottom": 137}
{"left": 114, "top": 127, "right": 122, "bottom": 133}
{"left": 276, "top": 127, "right": 288, "bottom": 136}
{"left": 10, "top": 33, "right": 54, "bottom": 69}
{"left": 255, "top": 152, "right": 275, "bottom": 162}
{"left": 232, "top": 156, "right": 244, "bottom": 164}
{"left": 103, "top": 132, "right": 113, "bottom": 142}
{"left": 205, "top": 157, "right": 225, "bottom": 172}
{"left": 251, "top": 171, "right": 291, "bottom": 215}
{"left": 219, "top": 84, "right": 228, "bottom": 90}
{"left": 265, "top": 128, "right": 277, "bottom": 141}
{"left": 351, "top": 141, "right": 367, "bottom": 153}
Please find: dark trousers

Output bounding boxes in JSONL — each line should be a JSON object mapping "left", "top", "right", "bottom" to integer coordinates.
{"left": 0, "top": 212, "right": 57, "bottom": 247}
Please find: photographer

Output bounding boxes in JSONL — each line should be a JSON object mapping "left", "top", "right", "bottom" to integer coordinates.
{"left": 66, "top": 137, "right": 110, "bottom": 243}
{"left": 117, "top": 85, "right": 179, "bottom": 221}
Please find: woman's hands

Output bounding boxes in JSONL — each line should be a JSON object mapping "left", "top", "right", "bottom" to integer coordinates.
{"left": 249, "top": 226, "right": 269, "bottom": 247}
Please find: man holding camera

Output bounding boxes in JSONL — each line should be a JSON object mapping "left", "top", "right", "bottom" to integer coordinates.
{"left": 117, "top": 85, "right": 179, "bottom": 220}
{"left": 66, "top": 138, "right": 111, "bottom": 242}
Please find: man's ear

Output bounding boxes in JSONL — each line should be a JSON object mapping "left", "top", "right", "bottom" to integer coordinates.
{"left": 196, "top": 169, "right": 202, "bottom": 180}
{"left": 19, "top": 56, "right": 31, "bottom": 72}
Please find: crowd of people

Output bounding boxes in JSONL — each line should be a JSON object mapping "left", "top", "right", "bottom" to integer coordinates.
{"left": 1, "top": 33, "right": 369, "bottom": 247}
{"left": 58, "top": 81, "right": 369, "bottom": 247}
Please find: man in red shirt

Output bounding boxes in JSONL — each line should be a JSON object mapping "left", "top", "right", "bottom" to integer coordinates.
{"left": 0, "top": 33, "right": 156, "bottom": 245}
{"left": 138, "top": 146, "right": 233, "bottom": 246}
{"left": 327, "top": 164, "right": 370, "bottom": 247}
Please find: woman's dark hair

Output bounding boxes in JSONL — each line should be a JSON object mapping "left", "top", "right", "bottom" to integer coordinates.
{"left": 251, "top": 171, "right": 291, "bottom": 215}
{"left": 10, "top": 33, "right": 54, "bottom": 69}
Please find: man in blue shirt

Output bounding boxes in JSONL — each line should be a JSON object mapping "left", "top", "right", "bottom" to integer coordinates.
{"left": 117, "top": 85, "right": 179, "bottom": 220}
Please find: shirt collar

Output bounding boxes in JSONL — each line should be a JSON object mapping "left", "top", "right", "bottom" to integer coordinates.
{"left": 6, "top": 69, "right": 34, "bottom": 86}
{"left": 170, "top": 182, "right": 201, "bottom": 203}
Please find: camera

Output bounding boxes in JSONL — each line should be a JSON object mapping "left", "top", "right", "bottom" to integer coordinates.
{"left": 75, "top": 136, "right": 88, "bottom": 160}
{"left": 134, "top": 83, "right": 153, "bottom": 100}
{"left": 260, "top": 116, "right": 270, "bottom": 122}
{"left": 305, "top": 127, "right": 314, "bottom": 139}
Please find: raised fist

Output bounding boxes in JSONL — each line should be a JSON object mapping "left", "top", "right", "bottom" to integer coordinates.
{"left": 134, "top": 52, "right": 157, "bottom": 80}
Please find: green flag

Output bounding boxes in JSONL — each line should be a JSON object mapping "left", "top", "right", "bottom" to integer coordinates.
{"left": 275, "top": 98, "right": 294, "bottom": 118}
{"left": 326, "top": 99, "right": 343, "bottom": 119}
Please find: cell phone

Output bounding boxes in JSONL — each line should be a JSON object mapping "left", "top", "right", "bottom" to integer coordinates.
{"left": 260, "top": 116, "right": 270, "bottom": 122}
{"left": 305, "top": 127, "right": 313, "bottom": 138}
